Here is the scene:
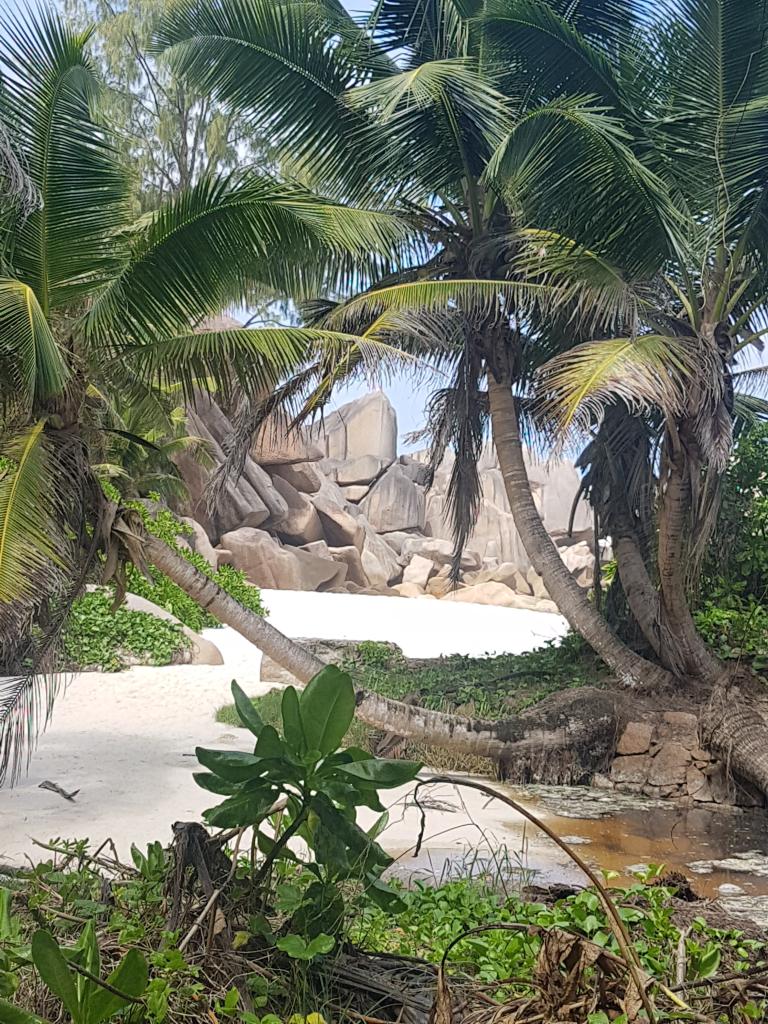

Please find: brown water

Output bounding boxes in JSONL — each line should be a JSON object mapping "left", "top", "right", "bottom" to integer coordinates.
{"left": 388, "top": 784, "right": 768, "bottom": 902}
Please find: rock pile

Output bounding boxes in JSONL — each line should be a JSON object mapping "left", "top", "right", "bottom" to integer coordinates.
{"left": 597, "top": 712, "right": 762, "bottom": 807}
{"left": 173, "top": 389, "right": 602, "bottom": 608}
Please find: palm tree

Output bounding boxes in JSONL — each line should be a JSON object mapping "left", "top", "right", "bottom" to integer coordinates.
{"left": 0, "top": 7, "right": 410, "bottom": 782}
{"left": 154, "top": 0, "right": 768, "bottom": 795}
{"left": 156, "top": 0, "right": 672, "bottom": 692}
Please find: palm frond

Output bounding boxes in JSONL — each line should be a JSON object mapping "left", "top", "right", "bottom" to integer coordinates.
{"left": 636, "top": 0, "right": 768, "bottom": 239}
{"left": 156, "top": 0, "right": 387, "bottom": 199}
{"left": 732, "top": 363, "right": 768, "bottom": 397}
{"left": 536, "top": 334, "right": 696, "bottom": 440}
{"left": 510, "top": 229, "right": 656, "bottom": 335}
{"left": 0, "top": 7, "right": 130, "bottom": 313}
{"left": 86, "top": 174, "right": 411, "bottom": 348}
{"left": 480, "top": 0, "right": 625, "bottom": 105}
{"left": 0, "top": 421, "right": 68, "bottom": 607}
{"left": 0, "top": 277, "right": 69, "bottom": 411}
{"left": 368, "top": 0, "right": 477, "bottom": 61}
{"left": 326, "top": 278, "right": 557, "bottom": 332}
{"left": 486, "top": 95, "right": 683, "bottom": 278}
{"left": 347, "top": 58, "right": 511, "bottom": 190}
{"left": 121, "top": 325, "right": 394, "bottom": 406}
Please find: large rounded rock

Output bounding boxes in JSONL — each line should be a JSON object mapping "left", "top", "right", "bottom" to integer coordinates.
{"left": 269, "top": 462, "right": 324, "bottom": 494}
{"left": 269, "top": 474, "right": 324, "bottom": 545}
{"left": 360, "top": 524, "right": 403, "bottom": 588}
{"left": 310, "top": 479, "right": 365, "bottom": 549}
{"left": 220, "top": 527, "right": 347, "bottom": 591}
{"left": 334, "top": 455, "right": 391, "bottom": 486}
{"left": 179, "top": 517, "right": 220, "bottom": 570}
{"left": 442, "top": 582, "right": 558, "bottom": 612}
{"left": 464, "top": 561, "right": 532, "bottom": 593}
{"left": 310, "top": 391, "right": 397, "bottom": 463}
{"left": 360, "top": 464, "right": 426, "bottom": 533}
{"left": 400, "top": 536, "right": 481, "bottom": 571}
{"left": 122, "top": 593, "right": 224, "bottom": 665}
{"left": 328, "top": 545, "right": 369, "bottom": 588}
{"left": 177, "top": 394, "right": 288, "bottom": 538}
{"left": 402, "top": 554, "right": 435, "bottom": 588}
{"left": 252, "top": 420, "right": 324, "bottom": 466}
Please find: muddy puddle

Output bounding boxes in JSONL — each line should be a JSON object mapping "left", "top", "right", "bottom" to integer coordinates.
{"left": 386, "top": 782, "right": 768, "bottom": 911}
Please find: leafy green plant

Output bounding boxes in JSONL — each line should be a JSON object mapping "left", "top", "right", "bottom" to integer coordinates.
{"left": 694, "top": 600, "right": 768, "bottom": 671}
{"left": 124, "top": 499, "right": 267, "bottom": 627}
{"left": 0, "top": 923, "right": 147, "bottom": 1023}
{"left": 198, "top": 668, "right": 421, "bottom": 942}
{"left": 63, "top": 590, "right": 188, "bottom": 671}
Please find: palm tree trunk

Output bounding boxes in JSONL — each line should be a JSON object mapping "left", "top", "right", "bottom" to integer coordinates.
{"left": 487, "top": 378, "right": 672, "bottom": 691}
{"left": 143, "top": 533, "right": 618, "bottom": 763}
{"left": 613, "top": 520, "right": 661, "bottom": 656}
{"left": 657, "top": 428, "right": 723, "bottom": 682}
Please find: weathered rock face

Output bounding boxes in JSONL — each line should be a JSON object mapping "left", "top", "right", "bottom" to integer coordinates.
{"left": 310, "top": 479, "right": 365, "bottom": 550}
{"left": 442, "top": 582, "right": 558, "bottom": 613}
{"left": 601, "top": 712, "right": 762, "bottom": 806}
{"left": 268, "top": 474, "right": 324, "bottom": 545}
{"left": 179, "top": 517, "right": 220, "bottom": 570}
{"left": 311, "top": 391, "right": 397, "bottom": 463}
{"left": 331, "top": 455, "right": 391, "bottom": 486}
{"left": 173, "top": 379, "right": 596, "bottom": 605}
{"left": 361, "top": 523, "right": 402, "bottom": 588}
{"left": 252, "top": 414, "right": 324, "bottom": 466}
{"left": 269, "top": 462, "right": 324, "bottom": 494}
{"left": 359, "top": 464, "right": 426, "bottom": 533}
{"left": 219, "top": 528, "right": 346, "bottom": 591}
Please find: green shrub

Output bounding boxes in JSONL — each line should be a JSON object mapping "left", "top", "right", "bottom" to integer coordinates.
{"left": 694, "top": 599, "right": 768, "bottom": 671}
{"left": 704, "top": 422, "right": 768, "bottom": 603}
{"left": 63, "top": 589, "right": 189, "bottom": 671}
{"left": 124, "top": 563, "right": 216, "bottom": 632}
{"left": 124, "top": 498, "right": 267, "bottom": 625}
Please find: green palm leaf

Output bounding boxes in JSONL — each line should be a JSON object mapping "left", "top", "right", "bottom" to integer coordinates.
{"left": 0, "top": 8, "right": 130, "bottom": 314}
{"left": 125, "top": 326, "right": 376, "bottom": 404}
{"left": 86, "top": 173, "right": 411, "bottom": 347}
{"left": 0, "top": 421, "right": 66, "bottom": 606}
{"left": 156, "top": 0, "right": 385, "bottom": 199}
{"left": 347, "top": 58, "right": 511, "bottom": 192}
{"left": 536, "top": 334, "right": 696, "bottom": 438}
{"left": 0, "top": 278, "right": 68, "bottom": 410}
{"left": 480, "top": 0, "right": 625, "bottom": 105}
{"left": 486, "top": 96, "right": 684, "bottom": 277}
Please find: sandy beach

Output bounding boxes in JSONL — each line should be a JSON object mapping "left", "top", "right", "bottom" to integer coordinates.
{"left": 0, "top": 591, "right": 567, "bottom": 867}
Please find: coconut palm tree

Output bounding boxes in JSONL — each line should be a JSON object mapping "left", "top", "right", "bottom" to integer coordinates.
{"left": 155, "top": 0, "right": 768, "bottom": 795}
{"left": 156, "top": 0, "right": 674, "bottom": 692}
{"left": 0, "top": 7, "right": 410, "bottom": 782}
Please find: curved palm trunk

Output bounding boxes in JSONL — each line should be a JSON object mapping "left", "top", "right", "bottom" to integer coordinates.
{"left": 487, "top": 378, "right": 672, "bottom": 691}
{"left": 144, "top": 533, "right": 617, "bottom": 763}
{"left": 657, "top": 429, "right": 723, "bottom": 682}
{"left": 613, "top": 522, "right": 661, "bottom": 656}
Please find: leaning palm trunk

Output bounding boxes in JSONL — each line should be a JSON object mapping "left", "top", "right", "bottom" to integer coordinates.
{"left": 143, "top": 533, "right": 618, "bottom": 768}
{"left": 487, "top": 378, "right": 672, "bottom": 691}
{"left": 657, "top": 427, "right": 723, "bottom": 682}
{"left": 612, "top": 527, "right": 661, "bottom": 657}
{"left": 147, "top": 532, "right": 768, "bottom": 799}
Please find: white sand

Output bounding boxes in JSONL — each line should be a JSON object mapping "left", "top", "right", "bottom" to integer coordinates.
{"left": 0, "top": 591, "right": 567, "bottom": 867}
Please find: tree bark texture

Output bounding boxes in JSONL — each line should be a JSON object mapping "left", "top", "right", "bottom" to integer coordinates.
{"left": 657, "top": 427, "right": 723, "bottom": 681}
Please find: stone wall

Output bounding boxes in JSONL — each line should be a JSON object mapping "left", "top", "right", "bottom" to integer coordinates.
{"left": 174, "top": 388, "right": 605, "bottom": 607}
{"left": 597, "top": 713, "right": 762, "bottom": 807}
